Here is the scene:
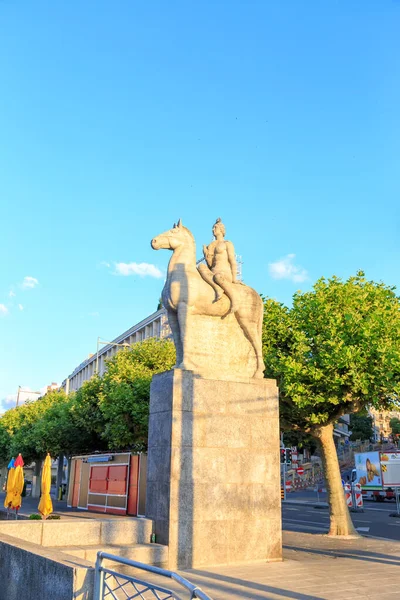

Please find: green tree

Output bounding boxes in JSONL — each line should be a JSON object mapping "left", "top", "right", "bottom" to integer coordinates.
{"left": 32, "top": 391, "right": 100, "bottom": 458}
{"left": 1, "top": 393, "right": 59, "bottom": 463}
{"left": 390, "top": 417, "right": 400, "bottom": 438}
{"left": 0, "top": 339, "right": 175, "bottom": 466}
{"left": 71, "top": 376, "right": 108, "bottom": 453}
{"left": 349, "top": 413, "right": 374, "bottom": 442}
{"left": 263, "top": 272, "right": 400, "bottom": 536}
{"left": 0, "top": 390, "right": 101, "bottom": 466}
{"left": 0, "top": 420, "right": 11, "bottom": 466}
{"left": 99, "top": 338, "right": 175, "bottom": 450}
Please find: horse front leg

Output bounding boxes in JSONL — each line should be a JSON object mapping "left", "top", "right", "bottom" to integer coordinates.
{"left": 167, "top": 309, "right": 183, "bottom": 368}
{"left": 176, "top": 302, "right": 196, "bottom": 371}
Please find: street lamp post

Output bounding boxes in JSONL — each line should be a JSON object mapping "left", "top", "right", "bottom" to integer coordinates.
{"left": 95, "top": 337, "right": 131, "bottom": 375}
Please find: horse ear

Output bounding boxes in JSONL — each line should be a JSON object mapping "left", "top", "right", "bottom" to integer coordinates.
{"left": 173, "top": 222, "right": 176, "bottom": 229}
{"left": 177, "top": 218, "right": 182, "bottom": 227}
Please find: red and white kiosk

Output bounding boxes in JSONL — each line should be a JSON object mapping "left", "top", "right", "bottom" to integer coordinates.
{"left": 67, "top": 452, "right": 147, "bottom": 516}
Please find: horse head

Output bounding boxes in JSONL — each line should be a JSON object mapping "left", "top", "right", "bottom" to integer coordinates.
{"left": 151, "top": 219, "right": 194, "bottom": 251}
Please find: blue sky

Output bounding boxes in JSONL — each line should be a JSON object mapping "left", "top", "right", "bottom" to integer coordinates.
{"left": 1, "top": 1, "right": 399, "bottom": 410}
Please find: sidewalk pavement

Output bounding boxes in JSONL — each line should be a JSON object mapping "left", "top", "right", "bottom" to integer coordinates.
{"left": 2, "top": 492, "right": 400, "bottom": 599}
{"left": 172, "top": 530, "right": 400, "bottom": 600}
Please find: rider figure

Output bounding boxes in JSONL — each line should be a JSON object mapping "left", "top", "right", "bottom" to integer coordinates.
{"left": 197, "top": 218, "right": 240, "bottom": 313}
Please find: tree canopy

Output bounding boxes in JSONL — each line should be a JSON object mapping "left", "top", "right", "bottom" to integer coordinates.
{"left": 0, "top": 391, "right": 73, "bottom": 464}
{"left": 0, "top": 338, "right": 175, "bottom": 464}
{"left": 99, "top": 337, "right": 175, "bottom": 450}
{"left": 349, "top": 413, "right": 374, "bottom": 442}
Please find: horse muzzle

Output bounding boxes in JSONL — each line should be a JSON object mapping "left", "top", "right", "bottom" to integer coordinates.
{"left": 151, "top": 238, "right": 160, "bottom": 250}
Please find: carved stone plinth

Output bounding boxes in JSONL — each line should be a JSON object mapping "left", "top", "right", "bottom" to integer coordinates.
{"left": 145, "top": 369, "right": 282, "bottom": 569}
{"left": 174, "top": 312, "right": 257, "bottom": 381}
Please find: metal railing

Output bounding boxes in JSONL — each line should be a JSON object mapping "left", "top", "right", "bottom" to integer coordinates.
{"left": 93, "top": 552, "right": 213, "bottom": 600}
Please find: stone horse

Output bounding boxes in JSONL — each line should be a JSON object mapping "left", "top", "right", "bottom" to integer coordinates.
{"left": 151, "top": 220, "right": 265, "bottom": 378}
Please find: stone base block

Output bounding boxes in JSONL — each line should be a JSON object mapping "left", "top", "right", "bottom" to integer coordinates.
{"left": 146, "top": 369, "right": 282, "bottom": 569}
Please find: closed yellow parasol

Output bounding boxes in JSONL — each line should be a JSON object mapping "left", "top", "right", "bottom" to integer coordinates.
{"left": 3, "top": 458, "right": 16, "bottom": 509}
{"left": 38, "top": 454, "right": 53, "bottom": 519}
{"left": 10, "top": 454, "right": 24, "bottom": 512}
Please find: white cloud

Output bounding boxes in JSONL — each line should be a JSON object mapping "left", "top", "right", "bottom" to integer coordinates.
{"left": 0, "top": 304, "right": 8, "bottom": 315}
{"left": 9, "top": 290, "right": 16, "bottom": 297}
{"left": 18, "top": 304, "right": 24, "bottom": 311}
{"left": 100, "top": 261, "right": 111, "bottom": 268}
{"left": 0, "top": 383, "right": 60, "bottom": 414}
{"left": 114, "top": 262, "right": 163, "bottom": 278}
{"left": 22, "top": 276, "right": 39, "bottom": 289}
{"left": 88, "top": 311, "right": 100, "bottom": 317}
{"left": 0, "top": 394, "right": 17, "bottom": 413}
{"left": 268, "top": 254, "right": 308, "bottom": 283}
{"left": 1, "top": 388, "right": 39, "bottom": 412}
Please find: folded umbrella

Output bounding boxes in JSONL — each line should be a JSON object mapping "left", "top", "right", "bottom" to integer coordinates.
{"left": 4, "top": 458, "right": 15, "bottom": 508}
{"left": 38, "top": 453, "right": 53, "bottom": 519}
{"left": 10, "top": 454, "right": 24, "bottom": 511}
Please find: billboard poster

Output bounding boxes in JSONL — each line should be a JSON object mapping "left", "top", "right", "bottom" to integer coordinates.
{"left": 354, "top": 451, "right": 382, "bottom": 487}
{"left": 380, "top": 452, "right": 400, "bottom": 487}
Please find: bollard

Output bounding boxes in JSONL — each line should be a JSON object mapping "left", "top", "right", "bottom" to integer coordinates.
{"left": 352, "top": 482, "right": 363, "bottom": 511}
{"left": 344, "top": 483, "right": 353, "bottom": 508}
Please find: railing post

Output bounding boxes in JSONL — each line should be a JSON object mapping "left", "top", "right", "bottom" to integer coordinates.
{"left": 93, "top": 553, "right": 104, "bottom": 600}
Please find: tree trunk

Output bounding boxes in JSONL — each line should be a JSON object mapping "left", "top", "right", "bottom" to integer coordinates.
{"left": 31, "top": 459, "right": 43, "bottom": 499}
{"left": 56, "top": 454, "right": 64, "bottom": 499}
{"left": 66, "top": 456, "right": 72, "bottom": 500}
{"left": 313, "top": 423, "right": 358, "bottom": 537}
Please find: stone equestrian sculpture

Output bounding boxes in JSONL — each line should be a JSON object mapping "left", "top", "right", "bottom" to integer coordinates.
{"left": 147, "top": 219, "right": 281, "bottom": 569}
{"left": 151, "top": 218, "right": 265, "bottom": 378}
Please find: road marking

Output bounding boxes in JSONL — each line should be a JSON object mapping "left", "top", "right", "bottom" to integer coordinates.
{"left": 356, "top": 527, "right": 370, "bottom": 532}
{"left": 282, "top": 522, "right": 327, "bottom": 532}
{"left": 283, "top": 517, "right": 330, "bottom": 527}
{"left": 362, "top": 507, "right": 397, "bottom": 512}
{"left": 285, "top": 507, "right": 300, "bottom": 511}
{"left": 351, "top": 519, "right": 372, "bottom": 523}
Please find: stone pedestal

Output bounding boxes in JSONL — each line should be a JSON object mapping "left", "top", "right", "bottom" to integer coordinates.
{"left": 146, "top": 369, "right": 282, "bottom": 569}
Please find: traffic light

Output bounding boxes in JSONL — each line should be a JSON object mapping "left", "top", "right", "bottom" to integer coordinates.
{"left": 280, "top": 448, "right": 292, "bottom": 465}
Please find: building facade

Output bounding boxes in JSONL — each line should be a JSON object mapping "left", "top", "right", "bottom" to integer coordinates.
{"left": 334, "top": 414, "right": 351, "bottom": 444}
{"left": 369, "top": 407, "right": 400, "bottom": 442}
{"left": 62, "top": 308, "right": 171, "bottom": 394}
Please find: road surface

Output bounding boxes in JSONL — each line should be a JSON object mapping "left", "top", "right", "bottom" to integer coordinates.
{"left": 283, "top": 493, "right": 400, "bottom": 540}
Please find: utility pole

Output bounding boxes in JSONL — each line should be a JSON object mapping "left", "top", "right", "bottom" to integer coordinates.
{"left": 16, "top": 385, "right": 21, "bottom": 408}
{"left": 95, "top": 337, "right": 130, "bottom": 374}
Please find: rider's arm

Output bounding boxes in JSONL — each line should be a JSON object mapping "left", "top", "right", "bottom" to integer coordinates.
{"left": 226, "top": 242, "right": 237, "bottom": 282}
{"left": 203, "top": 243, "right": 214, "bottom": 268}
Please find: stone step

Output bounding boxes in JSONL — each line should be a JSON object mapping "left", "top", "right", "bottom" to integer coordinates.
{"left": 55, "top": 542, "right": 169, "bottom": 569}
{"left": 0, "top": 517, "right": 154, "bottom": 548}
